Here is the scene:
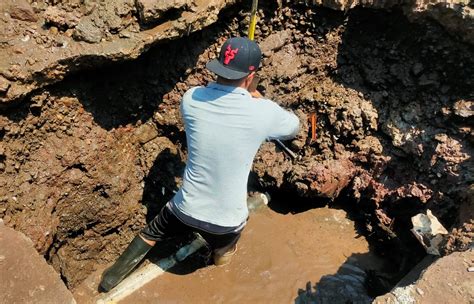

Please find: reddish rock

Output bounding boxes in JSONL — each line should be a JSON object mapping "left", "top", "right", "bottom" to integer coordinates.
{"left": 0, "top": 223, "right": 76, "bottom": 304}
{"left": 293, "top": 159, "right": 356, "bottom": 199}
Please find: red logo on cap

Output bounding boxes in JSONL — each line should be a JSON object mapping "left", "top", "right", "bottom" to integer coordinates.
{"left": 224, "top": 45, "right": 239, "bottom": 65}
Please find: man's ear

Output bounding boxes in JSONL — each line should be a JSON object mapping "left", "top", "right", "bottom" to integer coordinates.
{"left": 245, "top": 72, "right": 255, "bottom": 88}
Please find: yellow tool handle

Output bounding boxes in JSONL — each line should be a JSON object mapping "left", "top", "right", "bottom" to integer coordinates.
{"left": 248, "top": 0, "right": 258, "bottom": 40}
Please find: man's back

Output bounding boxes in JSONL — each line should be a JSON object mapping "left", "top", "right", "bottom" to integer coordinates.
{"left": 171, "top": 82, "right": 299, "bottom": 228}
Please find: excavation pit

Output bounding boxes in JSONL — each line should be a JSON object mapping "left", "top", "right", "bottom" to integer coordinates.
{"left": 0, "top": 1, "right": 472, "bottom": 303}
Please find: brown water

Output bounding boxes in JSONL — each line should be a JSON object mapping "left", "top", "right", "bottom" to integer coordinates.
{"left": 113, "top": 206, "right": 384, "bottom": 304}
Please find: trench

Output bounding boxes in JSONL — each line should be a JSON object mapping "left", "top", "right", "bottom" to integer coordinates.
{"left": 0, "top": 1, "right": 473, "bottom": 303}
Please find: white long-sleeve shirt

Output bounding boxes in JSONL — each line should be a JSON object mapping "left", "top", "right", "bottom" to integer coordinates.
{"left": 170, "top": 82, "right": 300, "bottom": 232}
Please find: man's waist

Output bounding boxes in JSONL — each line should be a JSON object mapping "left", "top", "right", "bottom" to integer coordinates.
{"left": 167, "top": 201, "right": 246, "bottom": 235}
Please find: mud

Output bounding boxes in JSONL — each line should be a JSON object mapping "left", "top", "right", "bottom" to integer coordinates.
{"left": 73, "top": 206, "right": 386, "bottom": 303}
{"left": 0, "top": 0, "right": 473, "bottom": 296}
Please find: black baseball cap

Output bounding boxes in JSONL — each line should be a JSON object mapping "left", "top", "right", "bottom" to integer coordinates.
{"left": 206, "top": 37, "right": 262, "bottom": 80}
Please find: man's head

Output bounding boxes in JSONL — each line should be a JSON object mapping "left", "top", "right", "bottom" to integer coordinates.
{"left": 206, "top": 37, "right": 262, "bottom": 89}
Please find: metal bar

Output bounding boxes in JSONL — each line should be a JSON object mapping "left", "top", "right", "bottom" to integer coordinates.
{"left": 248, "top": 0, "right": 259, "bottom": 40}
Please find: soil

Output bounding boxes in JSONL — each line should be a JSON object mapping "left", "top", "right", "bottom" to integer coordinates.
{"left": 0, "top": 0, "right": 472, "bottom": 297}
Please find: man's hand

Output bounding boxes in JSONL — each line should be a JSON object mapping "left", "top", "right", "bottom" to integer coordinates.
{"left": 250, "top": 89, "right": 263, "bottom": 99}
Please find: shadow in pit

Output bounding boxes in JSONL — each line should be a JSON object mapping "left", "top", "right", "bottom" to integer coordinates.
{"left": 266, "top": 189, "right": 329, "bottom": 215}
{"left": 294, "top": 252, "right": 386, "bottom": 304}
{"left": 142, "top": 147, "right": 186, "bottom": 222}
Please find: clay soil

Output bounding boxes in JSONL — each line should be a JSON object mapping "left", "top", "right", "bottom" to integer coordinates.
{"left": 0, "top": 0, "right": 473, "bottom": 294}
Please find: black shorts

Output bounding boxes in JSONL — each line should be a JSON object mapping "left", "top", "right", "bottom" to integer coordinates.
{"left": 140, "top": 205, "right": 242, "bottom": 250}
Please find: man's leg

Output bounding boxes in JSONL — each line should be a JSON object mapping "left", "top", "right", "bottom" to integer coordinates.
{"left": 100, "top": 205, "right": 189, "bottom": 292}
{"left": 198, "top": 230, "right": 242, "bottom": 266}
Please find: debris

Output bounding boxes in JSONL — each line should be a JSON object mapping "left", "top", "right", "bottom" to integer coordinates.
{"left": 411, "top": 209, "right": 448, "bottom": 255}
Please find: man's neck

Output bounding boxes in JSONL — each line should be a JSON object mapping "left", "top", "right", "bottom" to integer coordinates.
{"left": 216, "top": 77, "right": 247, "bottom": 90}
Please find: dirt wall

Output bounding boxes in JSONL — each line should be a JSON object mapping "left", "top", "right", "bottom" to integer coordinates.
{"left": 0, "top": 0, "right": 472, "bottom": 289}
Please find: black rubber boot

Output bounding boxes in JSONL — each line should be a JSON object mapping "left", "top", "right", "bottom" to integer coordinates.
{"left": 99, "top": 235, "right": 153, "bottom": 292}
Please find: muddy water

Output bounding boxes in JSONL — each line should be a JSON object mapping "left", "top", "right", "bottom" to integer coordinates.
{"left": 114, "top": 206, "right": 384, "bottom": 304}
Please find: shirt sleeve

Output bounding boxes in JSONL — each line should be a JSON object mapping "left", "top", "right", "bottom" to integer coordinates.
{"left": 262, "top": 99, "right": 300, "bottom": 140}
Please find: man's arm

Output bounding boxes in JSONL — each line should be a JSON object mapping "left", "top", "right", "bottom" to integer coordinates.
{"left": 265, "top": 100, "right": 300, "bottom": 141}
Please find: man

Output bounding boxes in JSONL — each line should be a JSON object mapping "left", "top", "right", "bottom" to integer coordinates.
{"left": 100, "top": 37, "right": 300, "bottom": 292}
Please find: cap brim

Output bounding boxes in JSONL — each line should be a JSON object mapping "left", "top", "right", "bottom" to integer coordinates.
{"left": 206, "top": 59, "right": 249, "bottom": 80}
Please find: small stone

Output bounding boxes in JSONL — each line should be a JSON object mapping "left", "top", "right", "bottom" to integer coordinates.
{"left": 64, "top": 29, "right": 74, "bottom": 37}
{"left": 119, "top": 30, "right": 132, "bottom": 38}
{"left": 73, "top": 16, "right": 103, "bottom": 43}
{"left": 136, "top": 0, "right": 191, "bottom": 24}
{"left": 0, "top": 76, "right": 11, "bottom": 93}
{"left": 134, "top": 123, "right": 159, "bottom": 144}
{"left": 468, "top": 267, "right": 474, "bottom": 272}
{"left": 8, "top": 0, "right": 38, "bottom": 22}
{"left": 0, "top": 255, "right": 5, "bottom": 262}
{"left": 49, "top": 26, "right": 59, "bottom": 35}
{"left": 416, "top": 287, "right": 424, "bottom": 296}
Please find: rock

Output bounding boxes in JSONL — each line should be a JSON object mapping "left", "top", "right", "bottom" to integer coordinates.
{"left": 306, "top": 1, "right": 474, "bottom": 43}
{"left": 259, "top": 30, "right": 291, "bottom": 56}
{"left": 134, "top": 123, "right": 159, "bottom": 144}
{"left": 354, "top": 136, "right": 383, "bottom": 155}
{"left": 453, "top": 99, "right": 473, "bottom": 118}
{"left": 8, "top": 0, "right": 38, "bottom": 22}
{"left": 73, "top": 15, "right": 104, "bottom": 43}
{"left": 411, "top": 209, "right": 448, "bottom": 255}
{"left": 374, "top": 251, "right": 474, "bottom": 304}
{"left": 0, "top": 225, "right": 76, "bottom": 304}
{"left": 293, "top": 159, "right": 356, "bottom": 199}
{"left": 44, "top": 6, "right": 80, "bottom": 30}
{"left": 0, "top": 0, "right": 234, "bottom": 103}
{"left": 270, "top": 44, "right": 301, "bottom": 80}
{"left": 136, "top": 0, "right": 191, "bottom": 24}
{"left": 0, "top": 76, "right": 11, "bottom": 93}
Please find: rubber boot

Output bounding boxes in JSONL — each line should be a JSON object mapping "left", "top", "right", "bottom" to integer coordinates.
{"left": 246, "top": 192, "right": 270, "bottom": 212}
{"left": 213, "top": 243, "right": 237, "bottom": 266}
{"left": 99, "top": 235, "right": 153, "bottom": 292}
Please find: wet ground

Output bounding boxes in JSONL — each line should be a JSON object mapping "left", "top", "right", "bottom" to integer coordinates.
{"left": 74, "top": 204, "right": 385, "bottom": 303}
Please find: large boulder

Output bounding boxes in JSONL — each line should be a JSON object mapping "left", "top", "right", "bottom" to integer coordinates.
{"left": 0, "top": 223, "right": 76, "bottom": 304}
